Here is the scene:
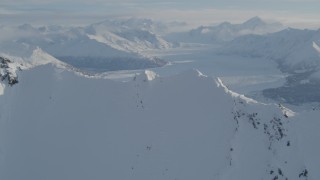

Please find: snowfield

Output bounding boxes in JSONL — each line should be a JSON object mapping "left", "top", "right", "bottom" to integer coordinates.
{"left": 0, "top": 60, "right": 319, "bottom": 180}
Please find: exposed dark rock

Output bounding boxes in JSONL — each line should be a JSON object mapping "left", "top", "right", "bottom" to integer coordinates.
{"left": 0, "top": 57, "right": 19, "bottom": 86}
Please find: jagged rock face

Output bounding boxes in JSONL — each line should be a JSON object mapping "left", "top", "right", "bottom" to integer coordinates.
{"left": 0, "top": 57, "right": 19, "bottom": 86}
{"left": 0, "top": 64, "right": 318, "bottom": 180}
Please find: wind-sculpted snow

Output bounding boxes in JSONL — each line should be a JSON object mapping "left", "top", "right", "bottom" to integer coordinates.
{"left": 0, "top": 63, "right": 318, "bottom": 180}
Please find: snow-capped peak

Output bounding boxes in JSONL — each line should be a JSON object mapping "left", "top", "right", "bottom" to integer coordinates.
{"left": 0, "top": 47, "right": 67, "bottom": 78}
{"left": 242, "top": 16, "right": 266, "bottom": 28}
{"left": 27, "top": 47, "right": 65, "bottom": 67}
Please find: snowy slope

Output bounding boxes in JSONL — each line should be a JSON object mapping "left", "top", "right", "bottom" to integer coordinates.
{"left": 292, "top": 110, "right": 320, "bottom": 180}
{"left": 165, "top": 17, "right": 284, "bottom": 44}
{"left": 0, "top": 61, "right": 318, "bottom": 180}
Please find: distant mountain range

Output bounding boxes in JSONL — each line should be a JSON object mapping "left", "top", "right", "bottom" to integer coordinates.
{"left": 165, "top": 17, "right": 284, "bottom": 44}
{"left": 217, "top": 27, "right": 320, "bottom": 104}
{"left": 85, "top": 18, "right": 173, "bottom": 52}
{"left": 219, "top": 28, "right": 320, "bottom": 73}
{"left": 1, "top": 17, "right": 318, "bottom": 77}
{"left": 0, "top": 19, "right": 172, "bottom": 72}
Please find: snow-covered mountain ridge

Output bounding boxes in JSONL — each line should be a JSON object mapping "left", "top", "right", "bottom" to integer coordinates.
{"left": 0, "top": 61, "right": 319, "bottom": 180}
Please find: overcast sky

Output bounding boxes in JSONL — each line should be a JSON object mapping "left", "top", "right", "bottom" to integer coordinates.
{"left": 1, "top": 0, "right": 320, "bottom": 28}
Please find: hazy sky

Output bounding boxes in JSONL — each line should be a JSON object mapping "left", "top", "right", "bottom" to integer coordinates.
{"left": 1, "top": 0, "right": 320, "bottom": 28}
